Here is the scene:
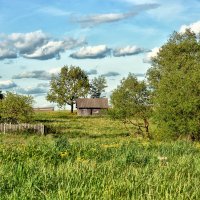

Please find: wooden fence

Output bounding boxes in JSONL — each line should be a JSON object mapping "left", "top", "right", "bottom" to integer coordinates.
{"left": 0, "top": 123, "right": 45, "bottom": 135}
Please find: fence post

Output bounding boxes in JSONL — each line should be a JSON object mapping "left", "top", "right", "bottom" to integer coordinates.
{"left": 3, "top": 123, "right": 6, "bottom": 134}
{"left": 41, "top": 124, "right": 44, "bottom": 135}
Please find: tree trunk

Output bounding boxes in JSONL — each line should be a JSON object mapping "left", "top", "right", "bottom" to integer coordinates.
{"left": 70, "top": 103, "right": 74, "bottom": 113}
{"left": 144, "top": 118, "right": 150, "bottom": 138}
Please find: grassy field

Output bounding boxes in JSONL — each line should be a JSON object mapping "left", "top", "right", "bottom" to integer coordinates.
{"left": 0, "top": 111, "right": 200, "bottom": 199}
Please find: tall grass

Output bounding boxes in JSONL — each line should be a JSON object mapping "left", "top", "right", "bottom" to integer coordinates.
{"left": 0, "top": 111, "right": 199, "bottom": 199}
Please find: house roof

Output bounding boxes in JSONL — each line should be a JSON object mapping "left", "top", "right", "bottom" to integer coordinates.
{"left": 76, "top": 98, "right": 109, "bottom": 109}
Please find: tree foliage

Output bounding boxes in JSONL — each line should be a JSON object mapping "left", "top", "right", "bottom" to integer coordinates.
{"left": 147, "top": 29, "right": 200, "bottom": 139}
{"left": 0, "top": 91, "right": 3, "bottom": 100}
{"left": 110, "top": 73, "right": 151, "bottom": 138}
{"left": 89, "top": 75, "right": 107, "bottom": 98}
{"left": 0, "top": 92, "right": 34, "bottom": 123}
{"left": 47, "top": 66, "right": 90, "bottom": 113}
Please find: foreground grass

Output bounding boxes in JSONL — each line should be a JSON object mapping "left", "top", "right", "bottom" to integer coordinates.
{"left": 0, "top": 111, "right": 200, "bottom": 199}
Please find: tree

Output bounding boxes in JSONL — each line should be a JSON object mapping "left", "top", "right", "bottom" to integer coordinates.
{"left": 147, "top": 29, "right": 200, "bottom": 139}
{"left": 0, "top": 92, "right": 34, "bottom": 123}
{"left": 47, "top": 66, "right": 90, "bottom": 113}
{"left": 110, "top": 73, "right": 151, "bottom": 138}
{"left": 0, "top": 91, "right": 3, "bottom": 100}
{"left": 89, "top": 75, "right": 107, "bottom": 98}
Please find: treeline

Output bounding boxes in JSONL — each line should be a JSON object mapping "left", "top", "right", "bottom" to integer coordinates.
{"left": 111, "top": 29, "right": 200, "bottom": 140}
{"left": 0, "top": 29, "right": 199, "bottom": 140}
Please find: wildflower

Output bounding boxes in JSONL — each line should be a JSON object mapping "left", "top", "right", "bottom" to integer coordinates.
{"left": 157, "top": 156, "right": 167, "bottom": 161}
{"left": 76, "top": 157, "right": 89, "bottom": 164}
{"left": 101, "top": 144, "right": 120, "bottom": 149}
{"left": 158, "top": 156, "right": 168, "bottom": 166}
{"left": 60, "top": 151, "right": 69, "bottom": 158}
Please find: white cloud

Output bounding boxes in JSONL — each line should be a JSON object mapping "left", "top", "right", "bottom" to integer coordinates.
{"left": 23, "top": 40, "right": 66, "bottom": 60}
{"left": 0, "top": 46, "right": 17, "bottom": 60}
{"left": 12, "top": 68, "right": 61, "bottom": 80}
{"left": 70, "top": 45, "right": 111, "bottom": 59}
{"left": 12, "top": 70, "right": 51, "bottom": 80}
{"left": 0, "top": 80, "right": 17, "bottom": 89}
{"left": 16, "top": 86, "right": 47, "bottom": 95}
{"left": 74, "top": 3, "right": 159, "bottom": 27}
{"left": 0, "top": 31, "right": 86, "bottom": 60}
{"left": 180, "top": 21, "right": 200, "bottom": 34}
{"left": 8, "top": 30, "right": 48, "bottom": 54}
{"left": 113, "top": 45, "right": 147, "bottom": 57}
{"left": 143, "top": 47, "right": 160, "bottom": 63}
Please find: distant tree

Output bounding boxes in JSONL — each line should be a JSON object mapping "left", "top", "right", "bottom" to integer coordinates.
{"left": 47, "top": 66, "right": 90, "bottom": 113}
{"left": 89, "top": 75, "right": 107, "bottom": 98}
{"left": 110, "top": 73, "right": 151, "bottom": 138}
{"left": 147, "top": 29, "right": 200, "bottom": 140}
{"left": 0, "top": 91, "right": 3, "bottom": 100}
{"left": 0, "top": 92, "right": 34, "bottom": 123}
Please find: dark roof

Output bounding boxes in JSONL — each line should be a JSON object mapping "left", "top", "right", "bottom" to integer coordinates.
{"left": 76, "top": 98, "right": 109, "bottom": 109}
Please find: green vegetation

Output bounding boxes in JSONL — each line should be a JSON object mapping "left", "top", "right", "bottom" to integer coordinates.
{"left": 0, "top": 92, "right": 34, "bottom": 123}
{"left": 1, "top": 29, "right": 200, "bottom": 199}
{"left": 89, "top": 75, "right": 107, "bottom": 98}
{"left": 1, "top": 111, "right": 200, "bottom": 199}
{"left": 110, "top": 73, "right": 151, "bottom": 138}
{"left": 147, "top": 29, "right": 200, "bottom": 139}
{"left": 47, "top": 66, "right": 90, "bottom": 113}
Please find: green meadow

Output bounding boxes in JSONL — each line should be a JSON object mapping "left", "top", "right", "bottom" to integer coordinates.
{"left": 0, "top": 111, "right": 200, "bottom": 199}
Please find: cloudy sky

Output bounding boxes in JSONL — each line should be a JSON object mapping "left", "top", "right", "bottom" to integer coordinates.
{"left": 0, "top": 0, "right": 200, "bottom": 108}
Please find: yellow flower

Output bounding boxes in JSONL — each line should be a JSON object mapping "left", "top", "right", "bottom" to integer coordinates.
{"left": 60, "top": 151, "right": 69, "bottom": 158}
{"left": 76, "top": 157, "right": 89, "bottom": 164}
{"left": 101, "top": 144, "right": 120, "bottom": 149}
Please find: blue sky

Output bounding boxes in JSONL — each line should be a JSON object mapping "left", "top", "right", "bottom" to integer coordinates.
{"left": 0, "top": 0, "right": 200, "bottom": 108}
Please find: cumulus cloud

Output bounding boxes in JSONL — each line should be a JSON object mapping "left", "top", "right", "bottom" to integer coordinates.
{"left": 0, "top": 43, "right": 17, "bottom": 60}
{"left": 113, "top": 45, "right": 148, "bottom": 57}
{"left": 16, "top": 87, "right": 47, "bottom": 95}
{"left": 12, "top": 70, "right": 51, "bottom": 80}
{"left": 143, "top": 47, "right": 160, "bottom": 63}
{"left": 0, "top": 30, "right": 86, "bottom": 60}
{"left": 7, "top": 30, "right": 48, "bottom": 54}
{"left": 12, "top": 68, "right": 60, "bottom": 80}
{"left": 86, "top": 69, "right": 98, "bottom": 75}
{"left": 70, "top": 45, "right": 111, "bottom": 59}
{"left": 16, "top": 82, "right": 49, "bottom": 95}
{"left": 73, "top": 3, "right": 159, "bottom": 27}
{"left": 180, "top": 21, "right": 200, "bottom": 34}
{"left": 23, "top": 38, "right": 86, "bottom": 60}
{"left": 102, "top": 72, "right": 120, "bottom": 77}
{"left": 0, "top": 80, "right": 17, "bottom": 89}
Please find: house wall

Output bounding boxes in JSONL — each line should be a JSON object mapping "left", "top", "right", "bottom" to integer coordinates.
{"left": 77, "top": 108, "right": 92, "bottom": 116}
{"left": 77, "top": 108, "right": 107, "bottom": 116}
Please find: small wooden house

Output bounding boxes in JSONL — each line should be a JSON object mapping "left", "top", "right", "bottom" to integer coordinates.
{"left": 33, "top": 107, "right": 54, "bottom": 112}
{"left": 76, "top": 98, "right": 109, "bottom": 116}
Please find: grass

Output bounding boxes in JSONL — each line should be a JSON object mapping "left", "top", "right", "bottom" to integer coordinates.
{"left": 0, "top": 111, "right": 200, "bottom": 199}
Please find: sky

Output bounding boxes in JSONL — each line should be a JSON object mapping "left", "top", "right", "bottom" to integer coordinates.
{"left": 0, "top": 0, "right": 200, "bottom": 108}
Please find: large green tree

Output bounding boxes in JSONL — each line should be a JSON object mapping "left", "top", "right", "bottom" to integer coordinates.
{"left": 110, "top": 73, "right": 151, "bottom": 138}
{"left": 89, "top": 75, "right": 107, "bottom": 98}
{"left": 47, "top": 66, "right": 90, "bottom": 113}
{"left": 147, "top": 29, "right": 200, "bottom": 139}
{"left": 0, "top": 92, "right": 34, "bottom": 123}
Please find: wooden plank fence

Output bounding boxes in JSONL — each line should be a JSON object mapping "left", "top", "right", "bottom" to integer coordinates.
{"left": 0, "top": 123, "right": 45, "bottom": 135}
